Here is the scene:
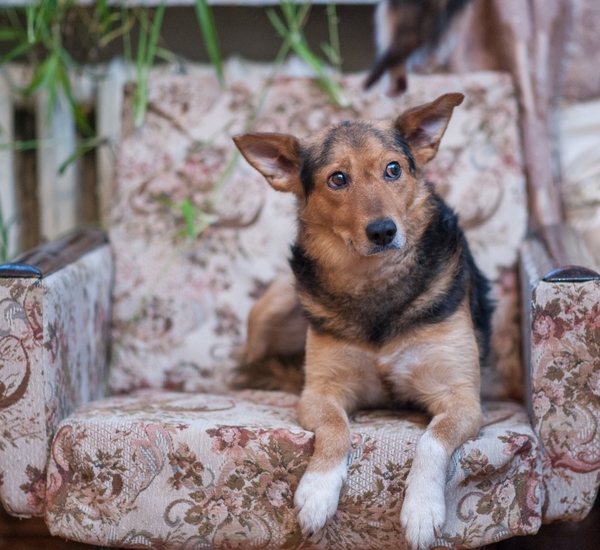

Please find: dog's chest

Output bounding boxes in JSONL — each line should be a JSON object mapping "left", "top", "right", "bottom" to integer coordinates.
{"left": 376, "top": 345, "right": 420, "bottom": 383}
{"left": 302, "top": 273, "right": 418, "bottom": 346}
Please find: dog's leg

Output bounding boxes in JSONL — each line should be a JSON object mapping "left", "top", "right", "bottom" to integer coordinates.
{"left": 245, "top": 272, "right": 307, "bottom": 364}
{"left": 393, "top": 306, "right": 483, "bottom": 549}
{"left": 400, "top": 393, "right": 482, "bottom": 549}
{"left": 294, "top": 327, "right": 379, "bottom": 535}
{"left": 294, "top": 389, "right": 350, "bottom": 535}
{"left": 233, "top": 273, "right": 308, "bottom": 391}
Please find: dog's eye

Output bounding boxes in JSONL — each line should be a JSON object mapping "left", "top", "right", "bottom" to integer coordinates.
{"left": 385, "top": 162, "right": 402, "bottom": 180}
{"left": 327, "top": 171, "right": 348, "bottom": 189}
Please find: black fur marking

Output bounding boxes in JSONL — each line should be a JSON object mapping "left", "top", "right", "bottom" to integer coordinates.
{"left": 393, "top": 131, "right": 416, "bottom": 176}
{"left": 300, "top": 148, "right": 319, "bottom": 197}
{"left": 290, "top": 189, "right": 494, "bottom": 362}
{"left": 299, "top": 122, "right": 419, "bottom": 197}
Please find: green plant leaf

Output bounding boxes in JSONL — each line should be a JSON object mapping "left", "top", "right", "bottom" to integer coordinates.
{"left": 155, "top": 46, "right": 176, "bottom": 62}
{"left": 146, "top": 2, "right": 166, "bottom": 69}
{"left": 24, "top": 53, "right": 59, "bottom": 96}
{"left": 325, "top": 3, "right": 341, "bottom": 70}
{"left": 267, "top": 2, "right": 349, "bottom": 107}
{"left": 121, "top": 4, "right": 133, "bottom": 66}
{"left": 99, "top": 12, "right": 135, "bottom": 48}
{"left": 0, "top": 139, "right": 46, "bottom": 152}
{"left": 133, "top": 3, "right": 167, "bottom": 128}
{"left": 0, "top": 28, "right": 21, "bottom": 41}
{"left": 58, "top": 137, "right": 109, "bottom": 175}
{"left": 266, "top": 9, "right": 288, "bottom": 38}
{"left": 180, "top": 198, "right": 199, "bottom": 239}
{"left": 25, "top": 1, "right": 36, "bottom": 44}
{"left": 56, "top": 59, "right": 94, "bottom": 135}
{"left": 136, "top": 9, "right": 149, "bottom": 77}
{"left": 321, "top": 43, "right": 338, "bottom": 66}
{"left": 0, "top": 41, "right": 30, "bottom": 66}
{"left": 194, "top": 0, "right": 225, "bottom": 88}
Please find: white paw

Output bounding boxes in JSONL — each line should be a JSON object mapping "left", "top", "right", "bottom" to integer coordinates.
{"left": 294, "top": 459, "right": 347, "bottom": 536}
{"left": 400, "top": 432, "right": 448, "bottom": 549}
{"left": 400, "top": 479, "right": 445, "bottom": 549}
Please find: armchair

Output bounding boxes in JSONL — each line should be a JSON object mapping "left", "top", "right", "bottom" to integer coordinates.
{"left": 1, "top": 68, "right": 599, "bottom": 549}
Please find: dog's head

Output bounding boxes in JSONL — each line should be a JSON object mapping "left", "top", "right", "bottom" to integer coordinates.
{"left": 233, "top": 93, "right": 463, "bottom": 257}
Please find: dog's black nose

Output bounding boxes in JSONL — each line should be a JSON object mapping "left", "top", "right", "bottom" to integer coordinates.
{"left": 366, "top": 218, "right": 397, "bottom": 246}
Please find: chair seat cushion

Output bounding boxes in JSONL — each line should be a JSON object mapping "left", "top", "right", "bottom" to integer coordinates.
{"left": 45, "top": 390, "right": 543, "bottom": 549}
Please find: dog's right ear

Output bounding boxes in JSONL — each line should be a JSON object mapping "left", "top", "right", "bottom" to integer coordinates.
{"left": 396, "top": 93, "right": 464, "bottom": 166}
{"left": 233, "top": 133, "right": 303, "bottom": 196}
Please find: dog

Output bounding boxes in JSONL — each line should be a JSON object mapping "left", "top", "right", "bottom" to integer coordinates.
{"left": 366, "top": 0, "right": 474, "bottom": 95}
{"left": 233, "top": 92, "right": 493, "bottom": 550}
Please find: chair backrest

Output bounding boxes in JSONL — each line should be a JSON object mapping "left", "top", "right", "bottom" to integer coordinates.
{"left": 108, "top": 67, "right": 527, "bottom": 399}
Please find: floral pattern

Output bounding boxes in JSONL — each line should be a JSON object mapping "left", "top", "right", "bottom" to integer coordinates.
{"left": 42, "top": 246, "right": 113, "bottom": 439}
{"left": 0, "top": 277, "right": 46, "bottom": 517}
{"left": 528, "top": 278, "right": 600, "bottom": 522}
{"left": 109, "top": 66, "right": 527, "bottom": 400}
{"left": 0, "top": 244, "right": 112, "bottom": 517}
{"left": 45, "top": 390, "right": 542, "bottom": 549}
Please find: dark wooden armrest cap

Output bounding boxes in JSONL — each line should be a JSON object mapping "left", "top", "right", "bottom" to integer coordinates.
{"left": 525, "top": 225, "right": 600, "bottom": 284}
{"left": 543, "top": 265, "right": 600, "bottom": 282}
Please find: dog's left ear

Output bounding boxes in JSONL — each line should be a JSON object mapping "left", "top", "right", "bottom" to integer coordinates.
{"left": 233, "top": 132, "right": 303, "bottom": 196}
{"left": 396, "top": 93, "right": 464, "bottom": 167}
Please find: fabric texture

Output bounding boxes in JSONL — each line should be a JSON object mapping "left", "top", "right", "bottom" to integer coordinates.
{"left": 0, "top": 278, "right": 45, "bottom": 517}
{"left": 559, "top": 99, "right": 600, "bottom": 262}
{"left": 0, "top": 245, "right": 113, "bottom": 517}
{"left": 529, "top": 279, "right": 600, "bottom": 522}
{"left": 45, "top": 389, "right": 543, "bottom": 549}
{"left": 109, "top": 68, "right": 527, "bottom": 400}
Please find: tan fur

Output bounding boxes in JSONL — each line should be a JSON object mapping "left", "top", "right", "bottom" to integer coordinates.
{"left": 297, "top": 296, "right": 481, "bottom": 474}
{"left": 244, "top": 272, "right": 307, "bottom": 364}
{"left": 232, "top": 272, "right": 307, "bottom": 393}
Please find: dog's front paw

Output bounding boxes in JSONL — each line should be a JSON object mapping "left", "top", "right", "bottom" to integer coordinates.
{"left": 294, "top": 459, "right": 347, "bottom": 536}
{"left": 400, "top": 479, "right": 445, "bottom": 549}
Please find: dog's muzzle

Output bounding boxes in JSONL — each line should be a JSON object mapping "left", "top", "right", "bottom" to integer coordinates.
{"left": 366, "top": 218, "right": 397, "bottom": 247}
{"left": 364, "top": 218, "right": 404, "bottom": 255}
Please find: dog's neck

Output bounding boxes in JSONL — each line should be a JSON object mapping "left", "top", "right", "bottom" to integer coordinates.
{"left": 296, "top": 225, "right": 415, "bottom": 290}
{"left": 289, "top": 191, "right": 469, "bottom": 347}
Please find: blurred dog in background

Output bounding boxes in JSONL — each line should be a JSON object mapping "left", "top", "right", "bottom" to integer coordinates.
{"left": 366, "top": 0, "right": 474, "bottom": 95}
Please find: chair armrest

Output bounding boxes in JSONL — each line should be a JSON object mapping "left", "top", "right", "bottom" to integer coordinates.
{"left": 0, "top": 229, "right": 113, "bottom": 517}
{"left": 520, "top": 224, "right": 600, "bottom": 521}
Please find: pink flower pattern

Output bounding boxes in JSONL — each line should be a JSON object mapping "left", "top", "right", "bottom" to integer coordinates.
{"left": 529, "top": 279, "right": 600, "bottom": 521}
{"left": 45, "top": 391, "right": 544, "bottom": 549}
{"left": 0, "top": 245, "right": 112, "bottom": 516}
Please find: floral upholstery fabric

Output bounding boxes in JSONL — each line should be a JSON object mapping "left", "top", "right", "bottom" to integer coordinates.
{"left": 109, "top": 68, "right": 527, "bottom": 400}
{"left": 46, "top": 389, "right": 542, "bottom": 549}
{"left": 0, "top": 245, "right": 112, "bottom": 517}
{"left": 530, "top": 283, "right": 600, "bottom": 521}
{"left": 0, "top": 278, "right": 45, "bottom": 517}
